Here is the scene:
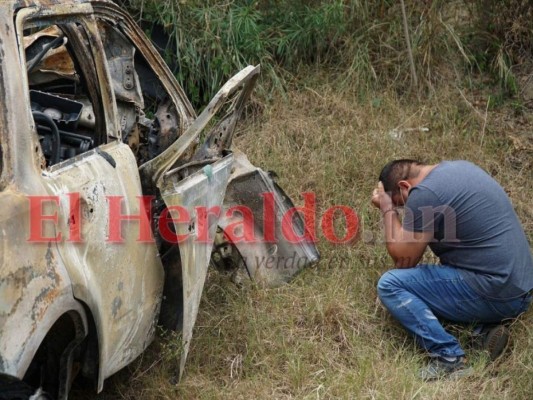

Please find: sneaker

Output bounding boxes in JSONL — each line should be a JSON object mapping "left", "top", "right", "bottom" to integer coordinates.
{"left": 481, "top": 324, "right": 510, "bottom": 361}
{"left": 418, "top": 357, "right": 473, "bottom": 381}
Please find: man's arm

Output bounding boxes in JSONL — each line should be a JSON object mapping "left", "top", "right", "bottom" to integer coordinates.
{"left": 381, "top": 208, "right": 432, "bottom": 268}
{"left": 372, "top": 182, "right": 432, "bottom": 268}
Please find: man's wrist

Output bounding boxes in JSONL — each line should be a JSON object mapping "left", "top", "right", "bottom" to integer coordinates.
{"left": 382, "top": 208, "right": 398, "bottom": 217}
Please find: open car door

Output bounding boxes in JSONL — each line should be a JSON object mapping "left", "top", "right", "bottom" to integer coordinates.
{"left": 140, "top": 65, "right": 259, "bottom": 377}
{"left": 141, "top": 64, "right": 319, "bottom": 377}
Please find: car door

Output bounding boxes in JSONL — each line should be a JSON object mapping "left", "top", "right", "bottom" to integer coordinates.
{"left": 15, "top": 6, "right": 164, "bottom": 388}
{"left": 141, "top": 65, "right": 261, "bottom": 377}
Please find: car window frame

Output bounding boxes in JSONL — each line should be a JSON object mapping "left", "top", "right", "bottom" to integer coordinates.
{"left": 92, "top": 3, "right": 196, "bottom": 128}
{"left": 15, "top": 4, "right": 122, "bottom": 171}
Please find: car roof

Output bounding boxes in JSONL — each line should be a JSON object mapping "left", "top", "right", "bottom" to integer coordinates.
{"left": 11, "top": 0, "right": 113, "bottom": 10}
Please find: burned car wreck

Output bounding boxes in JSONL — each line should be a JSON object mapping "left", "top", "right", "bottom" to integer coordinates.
{"left": 0, "top": 0, "right": 319, "bottom": 398}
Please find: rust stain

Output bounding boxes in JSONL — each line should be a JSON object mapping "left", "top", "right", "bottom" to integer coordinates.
{"left": 0, "top": 266, "right": 36, "bottom": 318}
{"left": 33, "top": 286, "right": 61, "bottom": 321}
{"left": 45, "top": 242, "right": 61, "bottom": 286}
{"left": 39, "top": 48, "right": 75, "bottom": 75}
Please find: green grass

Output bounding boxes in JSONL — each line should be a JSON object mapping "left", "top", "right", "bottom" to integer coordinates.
{"left": 76, "top": 69, "right": 533, "bottom": 398}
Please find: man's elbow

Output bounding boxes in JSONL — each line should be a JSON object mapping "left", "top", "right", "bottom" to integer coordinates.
{"left": 393, "top": 256, "right": 419, "bottom": 268}
{"left": 386, "top": 243, "right": 421, "bottom": 268}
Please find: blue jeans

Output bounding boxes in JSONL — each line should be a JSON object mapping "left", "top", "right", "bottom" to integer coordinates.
{"left": 377, "top": 265, "right": 532, "bottom": 358}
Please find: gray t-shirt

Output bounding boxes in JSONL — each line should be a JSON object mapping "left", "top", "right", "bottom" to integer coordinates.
{"left": 404, "top": 160, "right": 533, "bottom": 299}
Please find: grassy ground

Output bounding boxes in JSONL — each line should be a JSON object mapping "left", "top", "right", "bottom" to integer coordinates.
{"left": 76, "top": 68, "right": 532, "bottom": 399}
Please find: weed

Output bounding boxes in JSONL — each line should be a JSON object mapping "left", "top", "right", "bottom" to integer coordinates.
{"left": 118, "top": 0, "right": 494, "bottom": 106}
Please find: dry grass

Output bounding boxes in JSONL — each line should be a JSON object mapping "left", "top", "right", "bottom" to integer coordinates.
{"left": 74, "top": 71, "right": 533, "bottom": 399}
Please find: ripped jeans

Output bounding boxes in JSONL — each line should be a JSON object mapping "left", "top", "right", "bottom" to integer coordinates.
{"left": 377, "top": 264, "right": 532, "bottom": 358}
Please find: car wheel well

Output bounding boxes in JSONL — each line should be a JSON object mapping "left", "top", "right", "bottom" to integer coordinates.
{"left": 76, "top": 302, "right": 99, "bottom": 391}
{"left": 23, "top": 310, "right": 85, "bottom": 398}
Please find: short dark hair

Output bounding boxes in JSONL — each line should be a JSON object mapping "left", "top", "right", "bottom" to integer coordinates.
{"left": 379, "top": 159, "right": 423, "bottom": 195}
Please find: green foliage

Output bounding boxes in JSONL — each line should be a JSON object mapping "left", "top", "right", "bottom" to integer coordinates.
{"left": 117, "top": 0, "right": 391, "bottom": 105}
{"left": 118, "top": 0, "right": 531, "bottom": 107}
{"left": 466, "top": 0, "right": 532, "bottom": 95}
{"left": 121, "top": 0, "right": 356, "bottom": 105}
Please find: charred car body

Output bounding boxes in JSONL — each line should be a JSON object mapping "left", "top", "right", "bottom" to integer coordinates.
{"left": 0, "top": 1, "right": 319, "bottom": 398}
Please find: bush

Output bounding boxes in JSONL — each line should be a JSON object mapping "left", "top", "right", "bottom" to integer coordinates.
{"left": 466, "top": 0, "right": 533, "bottom": 94}
{"left": 118, "top": 0, "right": 531, "bottom": 106}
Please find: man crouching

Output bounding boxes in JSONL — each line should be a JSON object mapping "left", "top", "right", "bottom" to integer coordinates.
{"left": 372, "top": 159, "right": 533, "bottom": 380}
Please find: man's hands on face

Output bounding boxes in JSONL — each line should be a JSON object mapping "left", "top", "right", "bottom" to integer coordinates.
{"left": 370, "top": 181, "right": 430, "bottom": 269}
{"left": 371, "top": 181, "right": 393, "bottom": 211}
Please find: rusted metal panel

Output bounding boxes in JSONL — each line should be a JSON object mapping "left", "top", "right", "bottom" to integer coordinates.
{"left": 139, "top": 65, "right": 260, "bottom": 189}
{"left": 218, "top": 150, "right": 320, "bottom": 286}
{"left": 98, "top": 21, "right": 144, "bottom": 107}
{"left": 0, "top": 10, "right": 75, "bottom": 379}
{"left": 44, "top": 142, "right": 164, "bottom": 388}
{"left": 24, "top": 26, "right": 77, "bottom": 85}
{"left": 92, "top": 1, "right": 196, "bottom": 127}
{"left": 141, "top": 66, "right": 260, "bottom": 379}
{"left": 0, "top": 186, "right": 88, "bottom": 379}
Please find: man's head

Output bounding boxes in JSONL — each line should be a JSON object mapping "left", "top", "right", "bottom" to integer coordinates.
{"left": 379, "top": 159, "right": 424, "bottom": 206}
